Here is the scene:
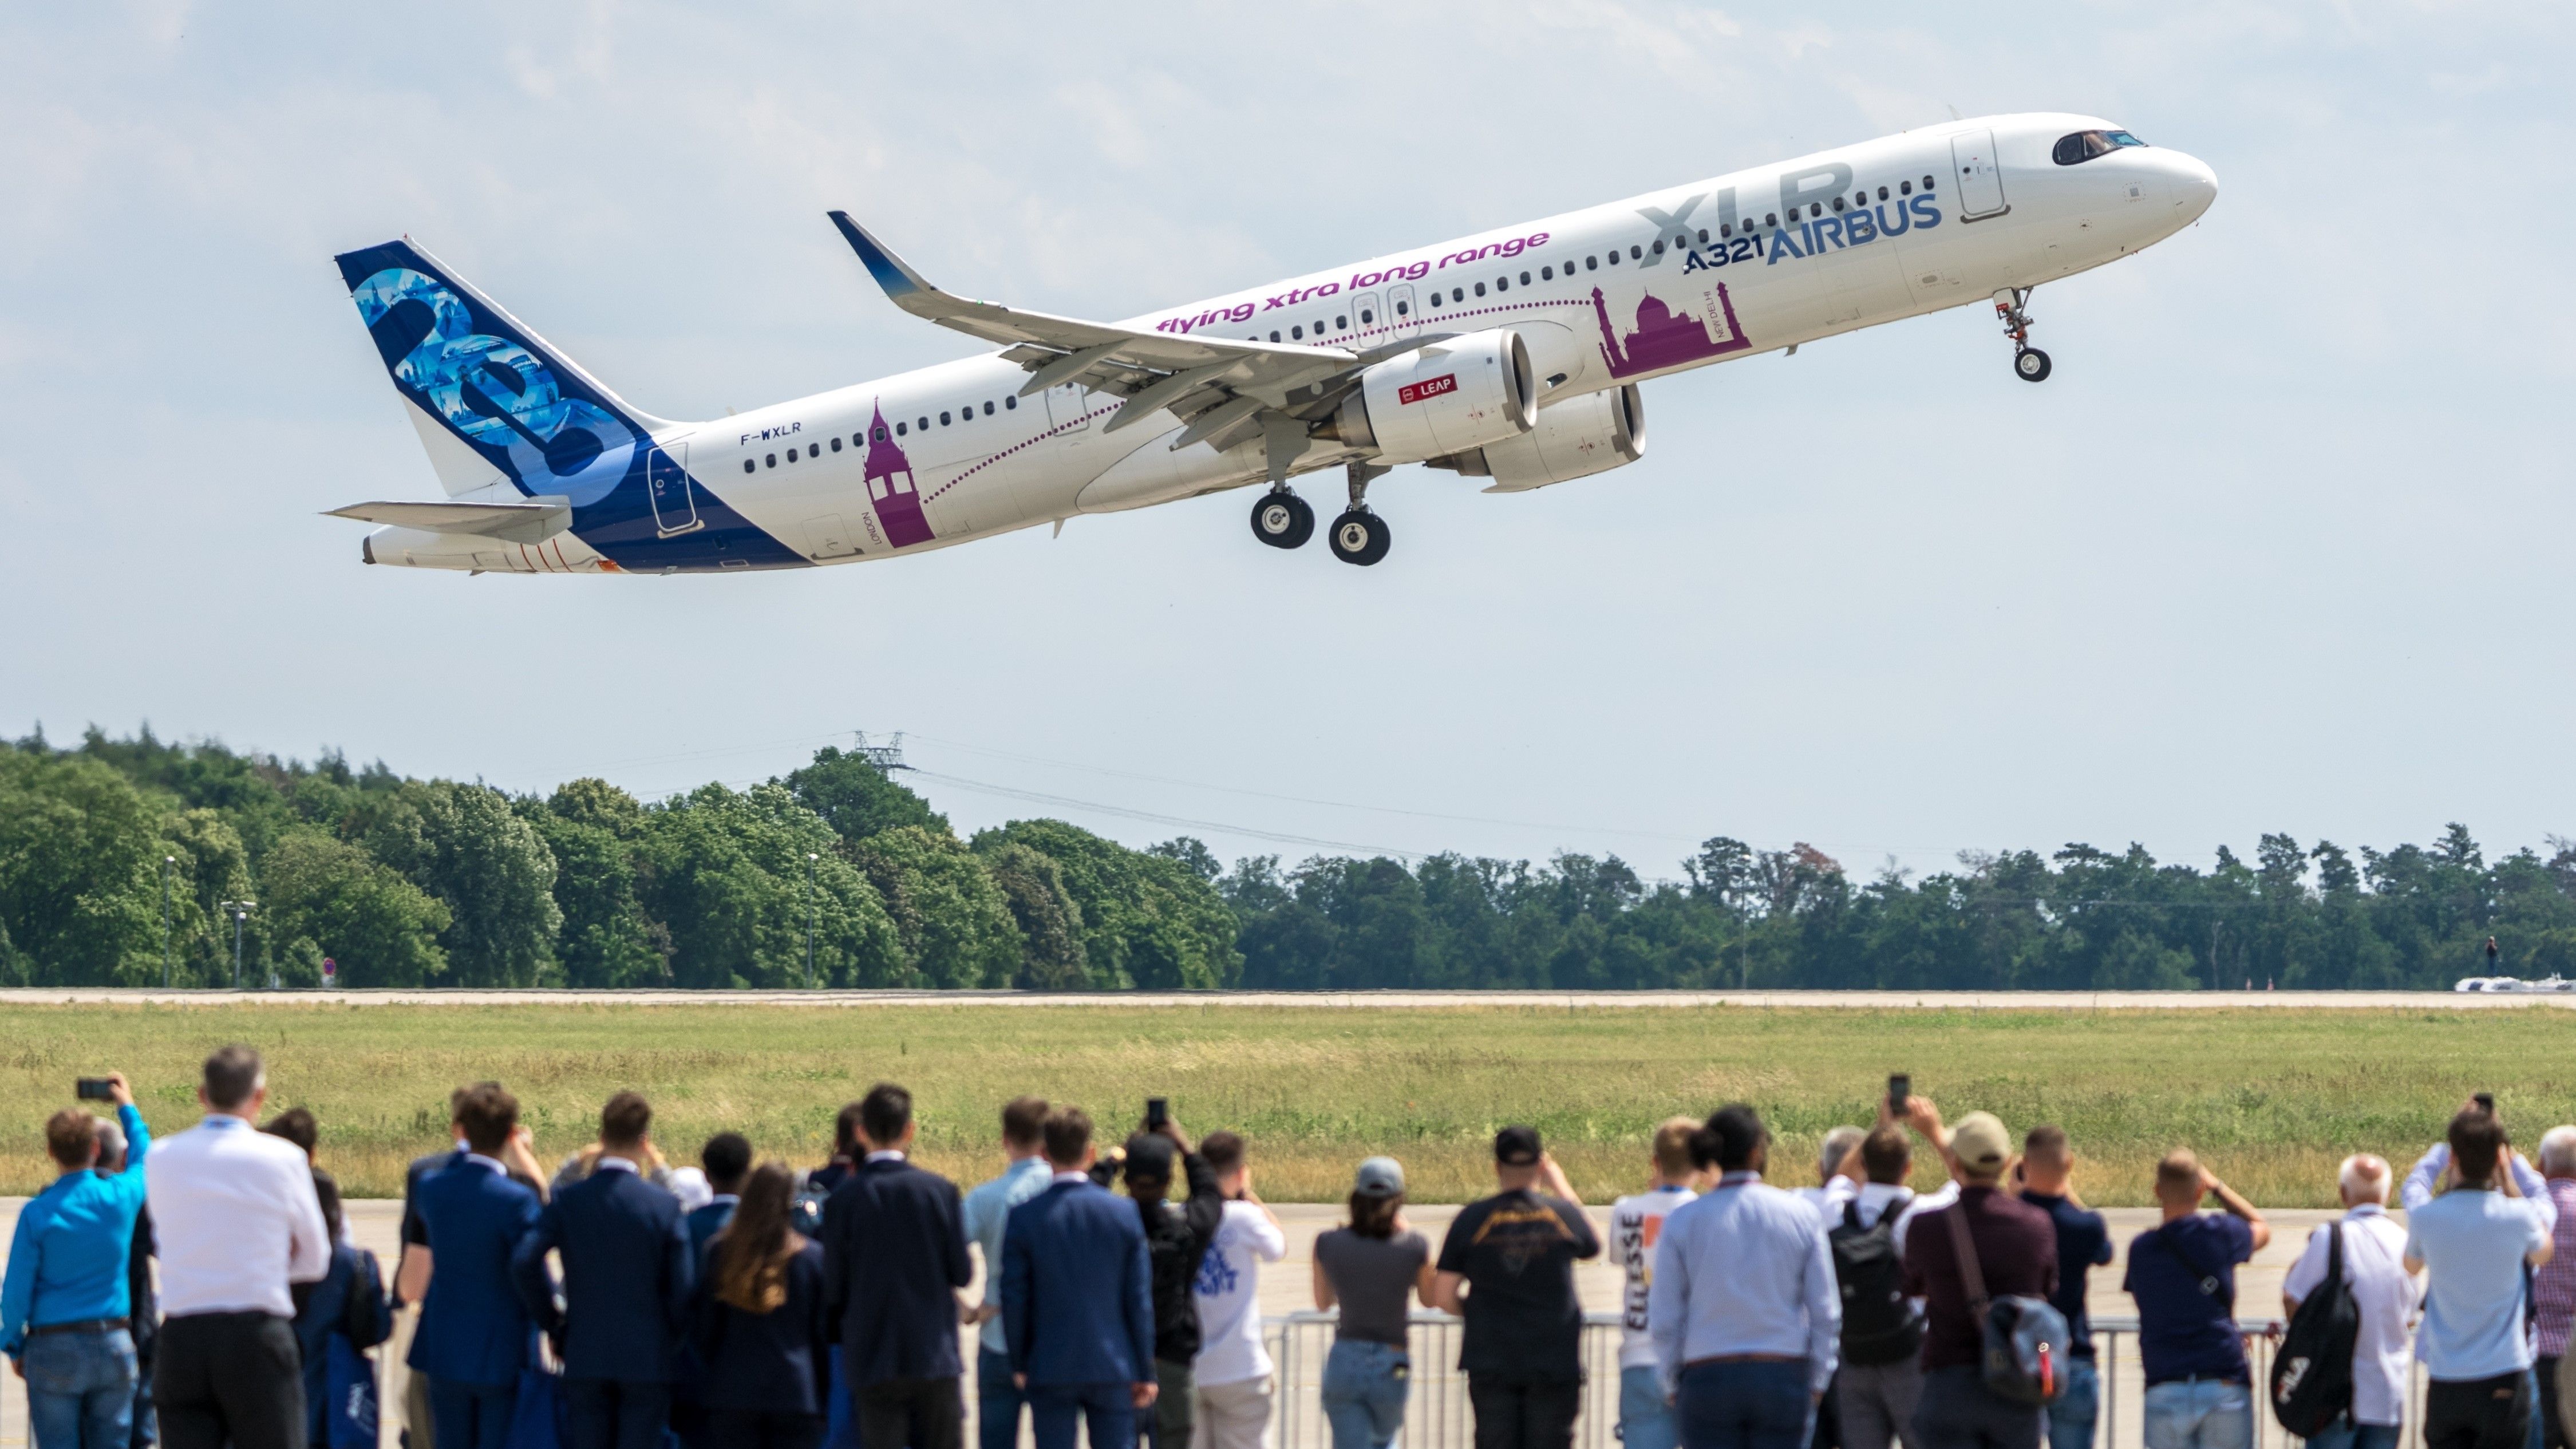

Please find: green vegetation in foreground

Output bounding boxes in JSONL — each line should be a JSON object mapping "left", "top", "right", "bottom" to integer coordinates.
{"left": 4, "top": 1002, "right": 2567, "bottom": 1207}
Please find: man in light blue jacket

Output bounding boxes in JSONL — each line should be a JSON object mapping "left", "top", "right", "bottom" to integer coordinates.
{"left": 3, "top": 1073, "right": 151, "bottom": 1449}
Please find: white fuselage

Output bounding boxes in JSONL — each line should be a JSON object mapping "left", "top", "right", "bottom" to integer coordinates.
{"left": 365, "top": 113, "right": 2213, "bottom": 574}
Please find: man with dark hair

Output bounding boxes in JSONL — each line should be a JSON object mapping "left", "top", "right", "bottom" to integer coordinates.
{"left": 1087, "top": 1115, "right": 1222, "bottom": 1449}
{"left": 412, "top": 1084, "right": 546, "bottom": 1449}
{"left": 2125, "top": 1150, "right": 2269, "bottom": 1449}
{"left": 516, "top": 1092, "right": 692, "bottom": 1449}
{"left": 821, "top": 1083, "right": 975, "bottom": 1449}
{"left": 1191, "top": 1130, "right": 1286, "bottom": 1449}
{"left": 5, "top": 1075, "right": 151, "bottom": 1449}
{"left": 145, "top": 1046, "right": 330, "bottom": 1449}
{"left": 1433, "top": 1125, "right": 1602, "bottom": 1449}
{"left": 2014, "top": 1125, "right": 2111, "bottom": 1449}
{"left": 2409, "top": 1111, "right": 2557, "bottom": 1449}
{"left": 964, "top": 1097, "right": 1053, "bottom": 1449}
{"left": 92, "top": 1113, "right": 161, "bottom": 1449}
{"left": 1826, "top": 1102, "right": 1961, "bottom": 1449}
{"left": 262, "top": 1108, "right": 319, "bottom": 1159}
{"left": 1899, "top": 1108, "right": 2057, "bottom": 1449}
{"left": 1003, "top": 1108, "right": 1158, "bottom": 1449}
{"left": 689, "top": 1133, "right": 754, "bottom": 1262}
{"left": 1649, "top": 1104, "right": 1836, "bottom": 1449}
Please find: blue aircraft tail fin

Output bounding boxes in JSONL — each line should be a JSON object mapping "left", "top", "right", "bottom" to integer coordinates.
{"left": 333, "top": 238, "right": 671, "bottom": 506}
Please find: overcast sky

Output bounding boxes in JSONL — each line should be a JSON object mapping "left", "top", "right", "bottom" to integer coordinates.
{"left": 5, "top": 2, "right": 2570, "bottom": 885}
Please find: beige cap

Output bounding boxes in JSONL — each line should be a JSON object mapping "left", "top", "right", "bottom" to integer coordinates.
{"left": 1951, "top": 1111, "right": 2012, "bottom": 1175}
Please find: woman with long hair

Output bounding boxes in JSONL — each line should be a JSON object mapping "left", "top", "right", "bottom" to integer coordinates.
{"left": 1311, "top": 1158, "right": 1435, "bottom": 1449}
{"left": 690, "top": 1162, "right": 832, "bottom": 1449}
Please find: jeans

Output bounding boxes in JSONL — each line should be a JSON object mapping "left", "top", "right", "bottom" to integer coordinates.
{"left": 2043, "top": 1360, "right": 2097, "bottom": 1449}
{"left": 1911, "top": 1366, "right": 2041, "bottom": 1449}
{"left": 2141, "top": 1381, "right": 2251, "bottom": 1449}
{"left": 2428, "top": 1373, "right": 2537, "bottom": 1449}
{"left": 1621, "top": 1365, "right": 1680, "bottom": 1449}
{"left": 2302, "top": 1416, "right": 2403, "bottom": 1449}
{"left": 978, "top": 1349, "right": 1027, "bottom": 1449}
{"left": 1470, "top": 1375, "right": 1582, "bottom": 1449}
{"left": 2542, "top": 1357, "right": 2565, "bottom": 1449}
{"left": 1677, "top": 1360, "right": 1808, "bottom": 1449}
{"left": 428, "top": 1380, "right": 518, "bottom": 1449}
{"left": 25, "top": 1326, "right": 141, "bottom": 1449}
{"left": 1839, "top": 1360, "right": 1924, "bottom": 1449}
{"left": 1321, "top": 1342, "right": 1410, "bottom": 1449}
{"left": 565, "top": 1379, "right": 673, "bottom": 1449}
{"left": 1028, "top": 1382, "right": 1133, "bottom": 1449}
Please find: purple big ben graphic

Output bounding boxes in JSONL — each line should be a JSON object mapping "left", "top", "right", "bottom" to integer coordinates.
{"left": 859, "top": 400, "right": 936, "bottom": 548}
{"left": 1593, "top": 282, "right": 1752, "bottom": 380}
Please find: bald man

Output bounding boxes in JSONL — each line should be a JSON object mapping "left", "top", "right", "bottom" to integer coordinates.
{"left": 2282, "top": 1156, "right": 2421, "bottom": 1449}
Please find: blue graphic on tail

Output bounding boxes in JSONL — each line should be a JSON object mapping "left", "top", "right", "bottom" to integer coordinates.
{"left": 334, "top": 240, "right": 804, "bottom": 571}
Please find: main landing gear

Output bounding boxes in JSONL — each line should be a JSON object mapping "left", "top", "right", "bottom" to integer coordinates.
{"left": 1249, "top": 488, "right": 1313, "bottom": 550}
{"left": 1994, "top": 287, "right": 2050, "bottom": 382}
{"left": 1328, "top": 463, "right": 1392, "bottom": 567}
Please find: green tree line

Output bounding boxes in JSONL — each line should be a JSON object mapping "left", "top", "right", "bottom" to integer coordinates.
{"left": 4, "top": 727, "right": 2568, "bottom": 992}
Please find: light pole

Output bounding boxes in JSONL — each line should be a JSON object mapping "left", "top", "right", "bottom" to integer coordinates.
{"left": 161, "top": 856, "right": 176, "bottom": 989}
{"left": 219, "top": 900, "right": 255, "bottom": 990}
{"left": 804, "top": 852, "right": 820, "bottom": 989}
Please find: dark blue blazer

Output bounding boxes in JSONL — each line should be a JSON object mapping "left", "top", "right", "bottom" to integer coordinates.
{"left": 685, "top": 1199, "right": 736, "bottom": 1265}
{"left": 513, "top": 1164, "right": 693, "bottom": 1383}
{"left": 409, "top": 1159, "right": 545, "bottom": 1388}
{"left": 690, "top": 1238, "right": 831, "bottom": 1415}
{"left": 1001, "top": 1178, "right": 1153, "bottom": 1388}
{"left": 820, "top": 1158, "right": 973, "bottom": 1387}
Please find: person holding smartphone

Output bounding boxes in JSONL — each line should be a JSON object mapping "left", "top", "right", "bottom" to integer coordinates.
{"left": 4, "top": 1073, "right": 151, "bottom": 1449}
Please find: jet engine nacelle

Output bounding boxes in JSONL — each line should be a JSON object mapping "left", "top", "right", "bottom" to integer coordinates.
{"left": 1444, "top": 384, "right": 1645, "bottom": 492}
{"left": 1327, "top": 329, "right": 1535, "bottom": 465}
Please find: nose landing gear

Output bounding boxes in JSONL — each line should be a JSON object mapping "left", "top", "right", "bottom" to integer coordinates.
{"left": 1994, "top": 287, "right": 2050, "bottom": 382}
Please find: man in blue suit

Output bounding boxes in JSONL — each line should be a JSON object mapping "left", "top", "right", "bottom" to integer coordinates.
{"left": 822, "top": 1084, "right": 975, "bottom": 1449}
{"left": 515, "top": 1092, "right": 693, "bottom": 1449}
{"left": 686, "top": 1133, "right": 751, "bottom": 1265}
{"left": 409, "top": 1084, "right": 547, "bottom": 1449}
{"left": 1002, "top": 1108, "right": 1156, "bottom": 1449}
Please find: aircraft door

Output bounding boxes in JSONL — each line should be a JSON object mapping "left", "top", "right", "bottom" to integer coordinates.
{"left": 1046, "top": 383, "right": 1094, "bottom": 430}
{"left": 646, "top": 443, "right": 702, "bottom": 536}
{"left": 1386, "top": 283, "right": 1420, "bottom": 339}
{"left": 1951, "top": 131, "right": 2008, "bottom": 219}
{"left": 1352, "top": 292, "right": 1382, "bottom": 348}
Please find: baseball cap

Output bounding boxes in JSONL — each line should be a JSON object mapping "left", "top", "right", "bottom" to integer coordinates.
{"left": 1494, "top": 1125, "right": 1543, "bottom": 1166}
{"left": 1353, "top": 1156, "right": 1405, "bottom": 1197}
{"left": 1950, "top": 1112, "right": 2011, "bottom": 1175}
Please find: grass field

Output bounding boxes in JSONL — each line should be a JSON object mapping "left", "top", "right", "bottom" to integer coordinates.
{"left": 3, "top": 1001, "right": 2567, "bottom": 1206}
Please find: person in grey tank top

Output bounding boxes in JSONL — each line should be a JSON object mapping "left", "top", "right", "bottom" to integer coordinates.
{"left": 1311, "top": 1159, "right": 1435, "bottom": 1449}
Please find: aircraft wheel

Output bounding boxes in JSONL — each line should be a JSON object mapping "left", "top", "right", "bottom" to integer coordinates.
{"left": 1327, "top": 509, "right": 1390, "bottom": 567}
{"left": 2014, "top": 348, "right": 2053, "bottom": 382}
{"left": 1250, "top": 490, "right": 1313, "bottom": 550}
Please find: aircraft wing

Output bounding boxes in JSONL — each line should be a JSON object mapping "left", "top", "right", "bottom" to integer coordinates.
{"left": 323, "top": 499, "right": 570, "bottom": 542}
{"left": 827, "top": 211, "right": 1362, "bottom": 457}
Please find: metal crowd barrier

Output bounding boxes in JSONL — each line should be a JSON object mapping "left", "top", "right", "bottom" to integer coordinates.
{"left": 1261, "top": 1312, "right": 2430, "bottom": 1449}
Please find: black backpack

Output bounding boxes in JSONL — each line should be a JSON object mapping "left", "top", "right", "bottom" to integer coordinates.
{"left": 1945, "top": 1203, "right": 2069, "bottom": 1406}
{"left": 1832, "top": 1194, "right": 1925, "bottom": 1366}
{"left": 2270, "top": 1223, "right": 2361, "bottom": 1436}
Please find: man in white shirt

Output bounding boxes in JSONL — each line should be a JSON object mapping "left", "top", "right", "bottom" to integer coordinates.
{"left": 142, "top": 1044, "right": 330, "bottom": 1449}
{"left": 1188, "top": 1132, "right": 1285, "bottom": 1449}
{"left": 1828, "top": 1109, "right": 1961, "bottom": 1449}
{"left": 1610, "top": 1119, "right": 1704, "bottom": 1449}
{"left": 2282, "top": 1155, "right": 2421, "bottom": 1449}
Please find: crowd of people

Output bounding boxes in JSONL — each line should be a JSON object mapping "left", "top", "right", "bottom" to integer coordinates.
{"left": 4, "top": 1049, "right": 2572, "bottom": 1449}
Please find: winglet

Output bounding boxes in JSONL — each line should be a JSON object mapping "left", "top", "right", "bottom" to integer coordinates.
{"left": 827, "top": 211, "right": 935, "bottom": 303}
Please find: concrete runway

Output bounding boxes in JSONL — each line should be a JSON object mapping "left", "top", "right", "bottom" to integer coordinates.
{"left": 1, "top": 988, "right": 2561, "bottom": 1008}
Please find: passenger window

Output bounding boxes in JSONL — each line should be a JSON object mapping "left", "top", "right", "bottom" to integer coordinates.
{"left": 1651, "top": 239, "right": 1665, "bottom": 253}
{"left": 765, "top": 453, "right": 776, "bottom": 467}
{"left": 1720, "top": 223, "right": 1732, "bottom": 238}
{"left": 1336, "top": 314, "right": 1347, "bottom": 328}
{"left": 742, "top": 459, "right": 754, "bottom": 474}
{"left": 1396, "top": 301, "right": 1408, "bottom": 315}
{"left": 1451, "top": 287, "right": 1463, "bottom": 302}
{"left": 1606, "top": 251, "right": 1618, "bottom": 265}
{"left": 831, "top": 436, "right": 841, "bottom": 452}
{"left": 1520, "top": 270, "right": 1531, "bottom": 284}
{"left": 1695, "top": 230, "right": 1707, "bottom": 244}
{"left": 1629, "top": 244, "right": 1641, "bottom": 259}
{"left": 1361, "top": 307, "right": 1374, "bottom": 322}
{"left": 1765, "top": 212, "right": 1778, "bottom": 227}
{"left": 1877, "top": 186, "right": 1889, "bottom": 201}
{"left": 916, "top": 415, "right": 928, "bottom": 429}
{"left": 1540, "top": 266, "right": 1552, "bottom": 280}
{"left": 1901, "top": 180, "right": 1912, "bottom": 195}
{"left": 940, "top": 410, "right": 951, "bottom": 425}
{"left": 1475, "top": 282, "right": 1488, "bottom": 297}
{"left": 1270, "top": 329, "right": 1282, "bottom": 341}
{"left": 1429, "top": 293, "right": 1441, "bottom": 307}
{"left": 1830, "top": 197, "right": 1843, "bottom": 212}
{"left": 1291, "top": 325, "right": 1304, "bottom": 339}
{"left": 874, "top": 427, "right": 887, "bottom": 442}
{"left": 983, "top": 401, "right": 994, "bottom": 416}
{"left": 1005, "top": 395, "right": 1016, "bottom": 409}
{"left": 1923, "top": 175, "right": 1935, "bottom": 190}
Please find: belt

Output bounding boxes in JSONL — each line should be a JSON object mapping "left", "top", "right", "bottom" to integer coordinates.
{"left": 1686, "top": 1353, "right": 1803, "bottom": 1366}
{"left": 29, "top": 1318, "right": 129, "bottom": 1337}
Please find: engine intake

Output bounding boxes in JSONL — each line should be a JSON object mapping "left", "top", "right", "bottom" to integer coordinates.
{"left": 1325, "top": 329, "right": 1534, "bottom": 465}
{"left": 1440, "top": 384, "right": 1645, "bottom": 492}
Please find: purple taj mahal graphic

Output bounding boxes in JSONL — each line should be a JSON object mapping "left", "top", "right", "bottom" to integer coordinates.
{"left": 1593, "top": 282, "right": 1752, "bottom": 380}
{"left": 860, "top": 400, "right": 936, "bottom": 548}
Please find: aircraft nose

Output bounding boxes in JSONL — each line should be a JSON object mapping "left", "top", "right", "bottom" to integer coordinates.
{"left": 2167, "top": 151, "right": 2218, "bottom": 223}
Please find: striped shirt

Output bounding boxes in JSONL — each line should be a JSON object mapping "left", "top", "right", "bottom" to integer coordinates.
{"left": 2534, "top": 1178, "right": 2576, "bottom": 1358}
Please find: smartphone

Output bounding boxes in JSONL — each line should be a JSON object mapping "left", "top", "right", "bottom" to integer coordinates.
{"left": 1887, "top": 1074, "right": 1911, "bottom": 1116}
{"left": 2474, "top": 1092, "right": 2496, "bottom": 1114}
{"left": 1145, "top": 1097, "right": 1169, "bottom": 1131}
{"left": 75, "top": 1077, "right": 116, "bottom": 1101}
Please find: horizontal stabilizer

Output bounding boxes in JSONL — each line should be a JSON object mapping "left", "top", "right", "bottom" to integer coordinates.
{"left": 325, "top": 499, "right": 571, "bottom": 544}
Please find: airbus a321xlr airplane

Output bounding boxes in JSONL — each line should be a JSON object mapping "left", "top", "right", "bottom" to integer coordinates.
{"left": 330, "top": 113, "right": 2215, "bottom": 574}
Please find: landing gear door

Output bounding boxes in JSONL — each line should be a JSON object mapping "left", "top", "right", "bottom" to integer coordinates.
{"left": 1951, "top": 131, "right": 2008, "bottom": 220}
{"left": 647, "top": 443, "right": 702, "bottom": 536}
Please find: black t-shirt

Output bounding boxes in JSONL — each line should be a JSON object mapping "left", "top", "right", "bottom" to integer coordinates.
{"left": 1435, "top": 1189, "right": 1601, "bottom": 1380}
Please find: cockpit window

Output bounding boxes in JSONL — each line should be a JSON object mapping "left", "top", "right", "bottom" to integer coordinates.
{"left": 2052, "top": 129, "right": 2148, "bottom": 165}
